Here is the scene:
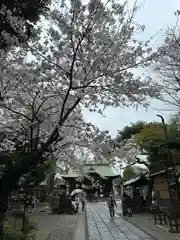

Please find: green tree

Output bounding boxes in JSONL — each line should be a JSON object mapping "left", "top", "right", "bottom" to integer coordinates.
{"left": 117, "top": 121, "right": 147, "bottom": 141}
{"left": 135, "top": 121, "right": 180, "bottom": 171}
{"left": 115, "top": 121, "right": 178, "bottom": 206}
{"left": 123, "top": 166, "right": 136, "bottom": 181}
{"left": 114, "top": 121, "right": 155, "bottom": 168}
{"left": 135, "top": 120, "right": 180, "bottom": 205}
{"left": 23, "top": 159, "right": 54, "bottom": 188}
{"left": 0, "top": 142, "right": 55, "bottom": 189}
{"left": 115, "top": 119, "right": 180, "bottom": 206}
{"left": 115, "top": 120, "right": 180, "bottom": 171}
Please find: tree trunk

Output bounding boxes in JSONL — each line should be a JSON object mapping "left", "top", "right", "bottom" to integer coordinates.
{"left": 0, "top": 183, "right": 11, "bottom": 235}
{"left": 0, "top": 137, "right": 58, "bottom": 234}
{"left": 146, "top": 177, "right": 153, "bottom": 210}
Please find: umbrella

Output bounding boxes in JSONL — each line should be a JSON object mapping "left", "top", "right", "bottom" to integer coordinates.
{"left": 70, "top": 189, "right": 83, "bottom": 196}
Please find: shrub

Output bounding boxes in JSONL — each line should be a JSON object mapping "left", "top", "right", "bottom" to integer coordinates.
{"left": 22, "top": 217, "right": 37, "bottom": 235}
{"left": 3, "top": 216, "right": 37, "bottom": 240}
{"left": 4, "top": 230, "right": 26, "bottom": 240}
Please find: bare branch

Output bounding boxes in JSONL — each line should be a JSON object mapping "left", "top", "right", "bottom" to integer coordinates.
{"left": 26, "top": 43, "right": 70, "bottom": 76}
{"left": 0, "top": 103, "right": 31, "bottom": 121}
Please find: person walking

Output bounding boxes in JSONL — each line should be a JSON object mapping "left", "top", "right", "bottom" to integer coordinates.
{"left": 80, "top": 192, "right": 86, "bottom": 211}
{"left": 107, "top": 194, "right": 117, "bottom": 219}
{"left": 75, "top": 195, "right": 80, "bottom": 213}
{"left": 126, "top": 194, "right": 133, "bottom": 217}
{"left": 25, "top": 195, "right": 33, "bottom": 213}
{"left": 94, "top": 191, "right": 98, "bottom": 203}
{"left": 122, "top": 193, "right": 132, "bottom": 217}
{"left": 32, "top": 195, "right": 36, "bottom": 209}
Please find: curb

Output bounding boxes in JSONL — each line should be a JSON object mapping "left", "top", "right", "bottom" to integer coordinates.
{"left": 74, "top": 213, "right": 86, "bottom": 240}
{"left": 84, "top": 206, "right": 89, "bottom": 240}
{"left": 116, "top": 212, "right": 159, "bottom": 240}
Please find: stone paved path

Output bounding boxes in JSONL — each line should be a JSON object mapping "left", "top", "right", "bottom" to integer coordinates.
{"left": 87, "top": 203, "right": 155, "bottom": 240}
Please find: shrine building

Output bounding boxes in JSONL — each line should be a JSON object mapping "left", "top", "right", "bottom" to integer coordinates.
{"left": 62, "top": 163, "right": 119, "bottom": 197}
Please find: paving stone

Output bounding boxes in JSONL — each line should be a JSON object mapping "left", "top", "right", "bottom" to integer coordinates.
{"left": 127, "top": 236, "right": 142, "bottom": 240}
{"left": 100, "top": 231, "right": 114, "bottom": 240}
{"left": 86, "top": 203, "right": 155, "bottom": 240}
{"left": 110, "top": 229, "right": 124, "bottom": 238}
{"left": 115, "top": 233, "right": 128, "bottom": 240}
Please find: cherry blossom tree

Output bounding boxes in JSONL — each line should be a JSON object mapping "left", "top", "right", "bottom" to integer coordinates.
{"left": 0, "top": 0, "right": 51, "bottom": 49}
{"left": 152, "top": 12, "right": 180, "bottom": 111}
{"left": 112, "top": 137, "right": 140, "bottom": 163}
{"left": 0, "top": 0, "right": 159, "bottom": 231}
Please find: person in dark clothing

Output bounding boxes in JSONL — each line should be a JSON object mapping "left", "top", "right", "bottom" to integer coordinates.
{"left": 122, "top": 193, "right": 127, "bottom": 216}
{"left": 95, "top": 191, "right": 98, "bottom": 203}
{"left": 126, "top": 194, "right": 132, "bottom": 217}
{"left": 25, "top": 195, "right": 33, "bottom": 213}
{"left": 122, "top": 193, "right": 132, "bottom": 217}
{"left": 107, "top": 194, "right": 117, "bottom": 219}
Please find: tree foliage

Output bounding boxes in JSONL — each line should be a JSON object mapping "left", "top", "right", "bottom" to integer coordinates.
{"left": 135, "top": 123, "right": 167, "bottom": 149}
{"left": 117, "top": 121, "right": 146, "bottom": 141}
{"left": 123, "top": 166, "right": 136, "bottom": 181}
{"left": 0, "top": 0, "right": 51, "bottom": 48}
{"left": 152, "top": 12, "right": 180, "bottom": 111}
{"left": 113, "top": 121, "right": 152, "bottom": 167}
{"left": 114, "top": 119, "right": 180, "bottom": 174}
{"left": 135, "top": 121, "right": 180, "bottom": 164}
{"left": 0, "top": 0, "right": 160, "bottom": 230}
{"left": 122, "top": 165, "right": 146, "bottom": 181}
{"left": 0, "top": 0, "right": 158, "bottom": 188}
{"left": 22, "top": 157, "right": 55, "bottom": 188}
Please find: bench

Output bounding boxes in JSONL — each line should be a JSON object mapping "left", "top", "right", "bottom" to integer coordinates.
{"left": 161, "top": 208, "right": 180, "bottom": 232}
{"left": 151, "top": 204, "right": 167, "bottom": 225}
{"left": 153, "top": 199, "right": 180, "bottom": 232}
{"left": 161, "top": 200, "right": 180, "bottom": 233}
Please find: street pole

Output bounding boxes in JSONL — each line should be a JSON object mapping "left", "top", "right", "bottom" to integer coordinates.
{"left": 157, "top": 114, "right": 180, "bottom": 199}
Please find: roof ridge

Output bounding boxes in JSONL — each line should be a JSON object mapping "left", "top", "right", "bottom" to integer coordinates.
{"left": 83, "top": 163, "right": 110, "bottom": 166}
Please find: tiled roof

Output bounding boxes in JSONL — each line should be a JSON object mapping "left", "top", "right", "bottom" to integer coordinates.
{"left": 62, "top": 169, "right": 81, "bottom": 178}
{"left": 123, "top": 176, "right": 142, "bottom": 186}
{"left": 123, "top": 174, "right": 149, "bottom": 186}
{"left": 62, "top": 164, "right": 119, "bottom": 178}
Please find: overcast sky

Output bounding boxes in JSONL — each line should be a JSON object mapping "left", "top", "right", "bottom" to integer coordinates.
{"left": 83, "top": 0, "right": 180, "bottom": 137}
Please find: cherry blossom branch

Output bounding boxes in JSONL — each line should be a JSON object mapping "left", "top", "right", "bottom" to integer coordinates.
{"left": 26, "top": 43, "right": 70, "bottom": 75}
{"left": 0, "top": 103, "right": 31, "bottom": 121}
{"left": 58, "top": 1, "right": 106, "bottom": 122}
{"left": 59, "top": 25, "right": 92, "bottom": 121}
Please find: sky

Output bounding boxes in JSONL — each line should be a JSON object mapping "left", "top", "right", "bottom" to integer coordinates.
{"left": 83, "top": 0, "right": 180, "bottom": 137}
